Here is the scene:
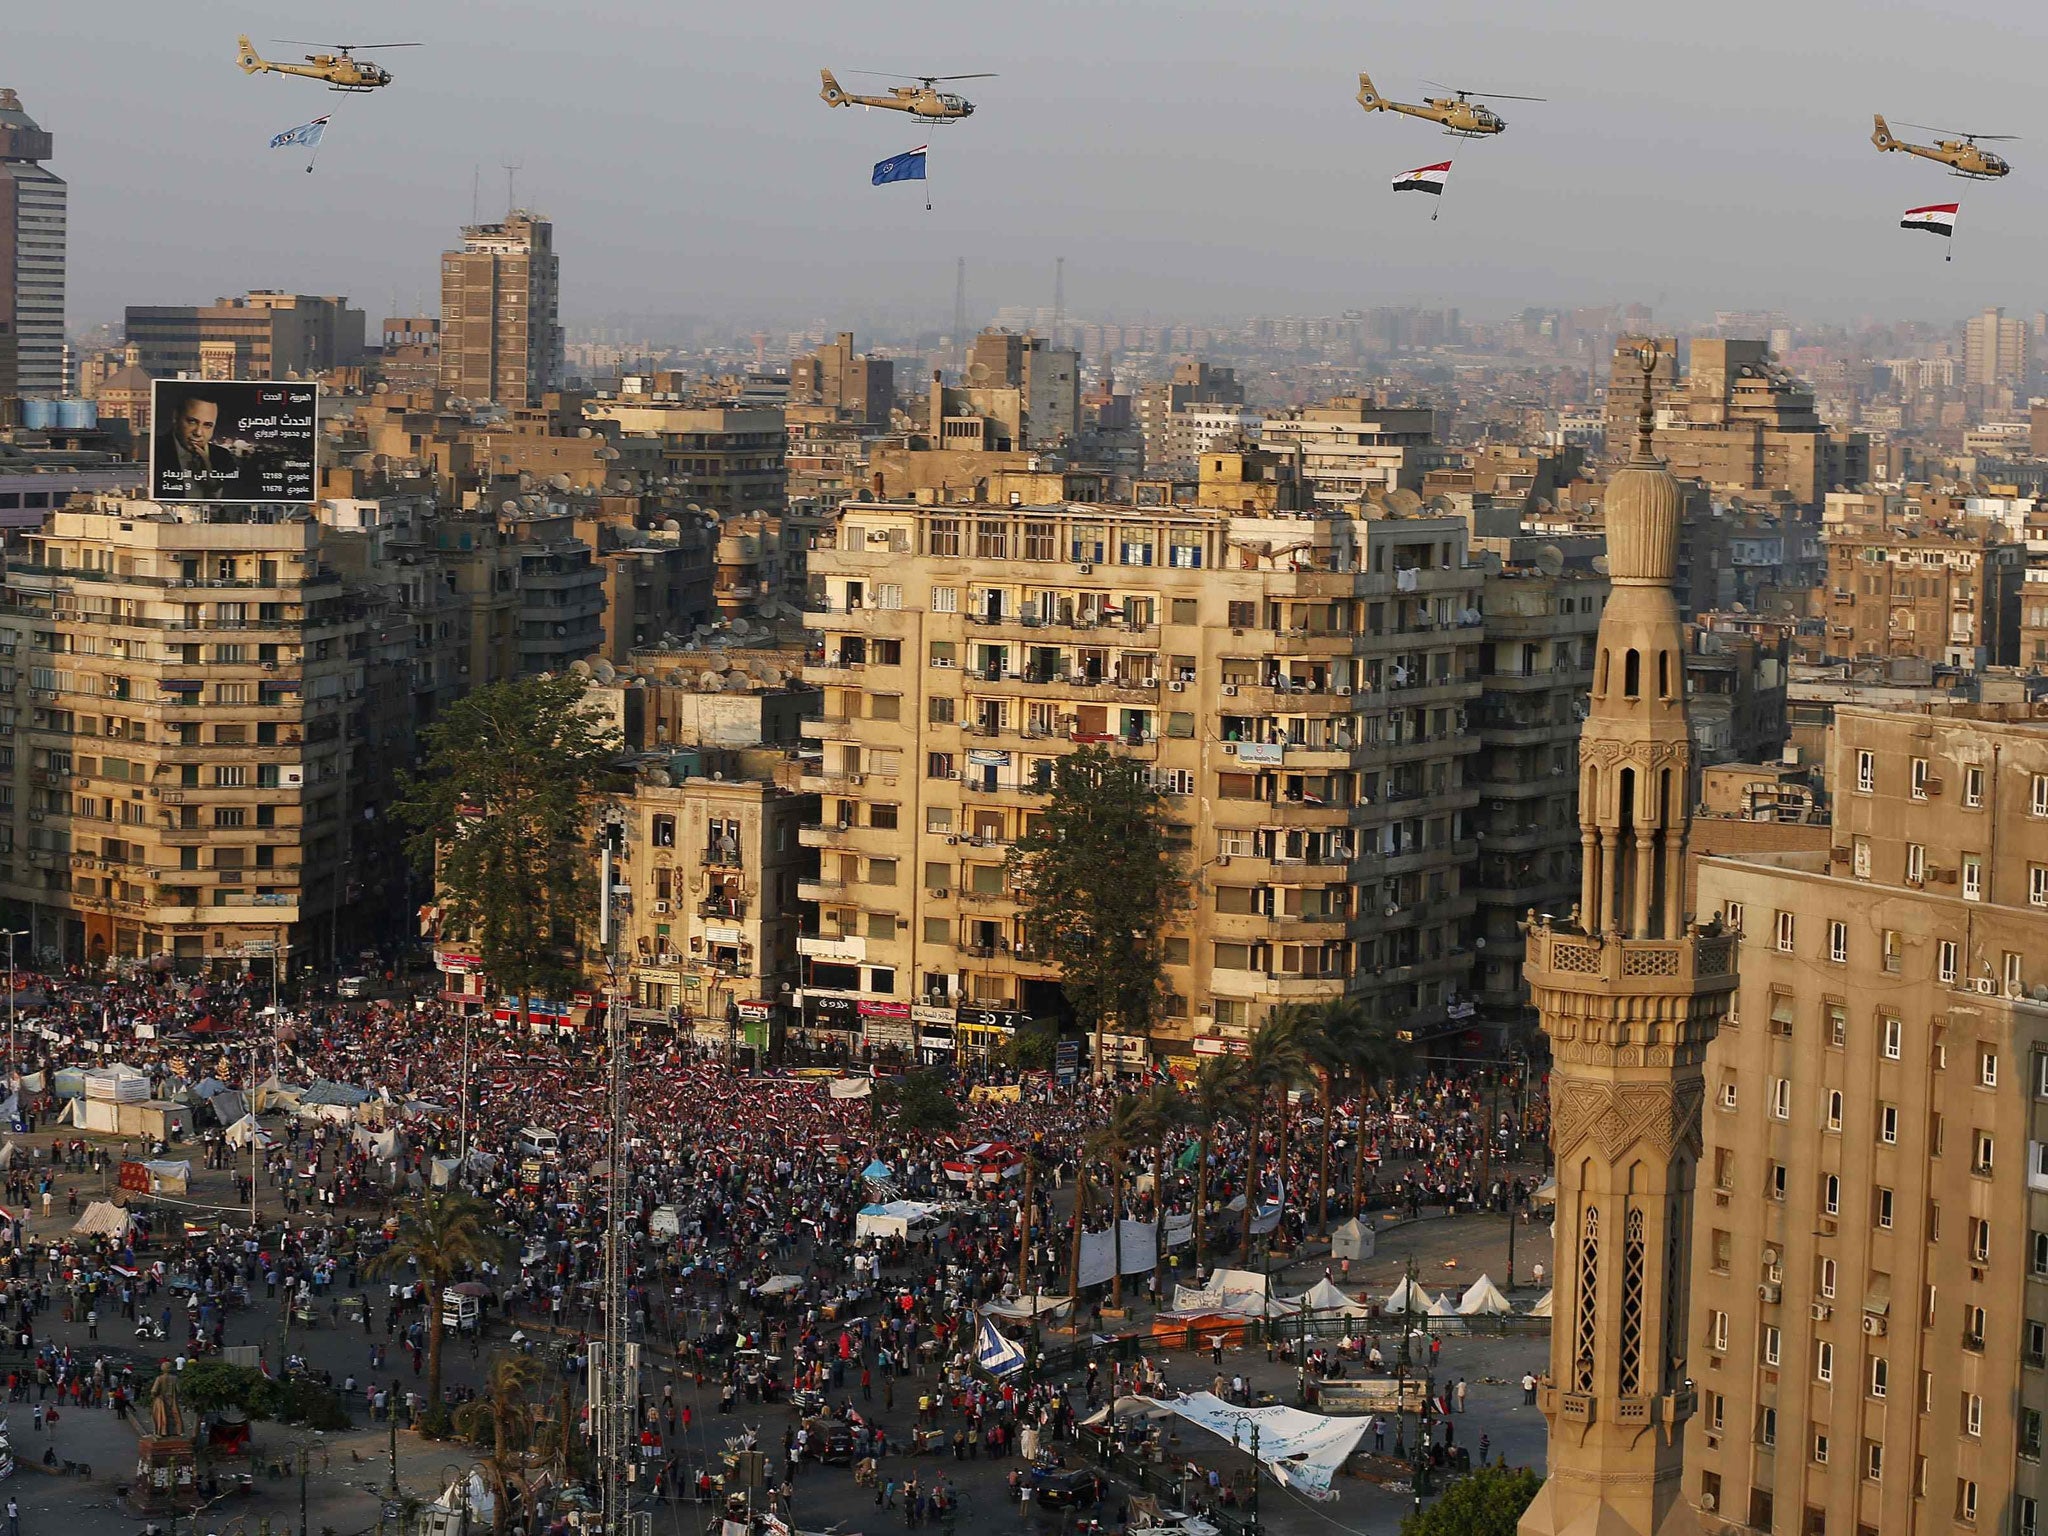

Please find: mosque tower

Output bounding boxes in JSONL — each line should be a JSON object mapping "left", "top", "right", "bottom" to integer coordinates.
{"left": 1517, "top": 346, "right": 1739, "bottom": 1536}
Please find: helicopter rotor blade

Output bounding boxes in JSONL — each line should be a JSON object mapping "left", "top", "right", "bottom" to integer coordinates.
{"left": 929, "top": 73, "right": 998, "bottom": 81}
{"left": 1897, "top": 123, "right": 2015, "bottom": 140}
{"left": 271, "top": 39, "right": 423, "bottom": 49}
{"left": 1472, "top": 91, "right": 1546, "bottom": 101}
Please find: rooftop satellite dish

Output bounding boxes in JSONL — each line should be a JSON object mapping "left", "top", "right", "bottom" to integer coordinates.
{"left": 593, "top": 661, "right": 617, "bottom": 684}
{"left": 568, "top": 660, "right": 592, "bottom": 678}
{"left": 662, "top": 518, "right": 681, "bottom": 532}
{"left": 353, "top": 453, "right": 376, "bottom": 472}
{"left": 1535, "top": 544, "right": 1565, "bottom": 577}
{"left": 610, "top": 477, "right": 633, "bottom": 493}
{"left": 1387, "top": 489, "right": 1423, "bottom": 516}
{"left": 577, "top": 427, "right": 593, "bottom": 439}
{"left": 1592, "top": 555, "right": 1610, "bottom": 575}
{"left": 646, "top": 769, "right": 672, "bottom": 788}
{"left": 500, "top": 500, "right": 520, "bottom": 515}
{"left": 550, "top": 473, "right": 572, "bottom": 491}
{"left": 1532, "top": 496, "right": 1554, "bottom": 514}
{"left": 723, "top": 669, "right": 750, "bottom": 688}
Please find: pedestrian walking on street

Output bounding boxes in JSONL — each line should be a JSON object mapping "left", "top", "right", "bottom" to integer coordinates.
{"left": 1454, "top": 1379, "right": 1467, "bottom": 1413}
{"left": 7, "top": 1493, "right": 18, "bottom": 1536}
{"left": 1521, "top": 1371, "right": 1537, "bottom": 1405}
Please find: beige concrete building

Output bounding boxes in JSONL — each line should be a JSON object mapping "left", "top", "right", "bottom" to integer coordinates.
{"left": 1258, "top": 396, "right": 1442, "bottom": 509}
{"left": 1966, "top": 307, "right": 2028, "bottom": 404}
{"left": 790, "top": 331, "right": 895, "bottom": 427}
{"left": 584, "top": 401, "right": 786, "bottom": 517}
{"left": 800, "top": 498, "right": 1483, "bottom": 1064}
{"left": 1470, "top": 540, "right": 1606, "bottom": 1043}
{"left": 1822, "top": 511, "right": 2024, "bottom": 670}
{"left": 0, "top": 497, "right": 368, "bottom": 971}
{"left": 124, "top": 292, "right": 366, "bottom": 382}
{"left": 438, "top": 212, "right": 562, "bottom": 408}
{"left": 1690, "top": 702, "right": 2048, "bottom": 1536}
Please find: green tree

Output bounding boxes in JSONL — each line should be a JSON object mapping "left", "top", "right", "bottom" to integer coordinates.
{"left": 1187, "top": 1057, "right": 1249, "bottom": 1274}
{"left": 1346, "top": 1014, "right": 1415, "bottom": 1218}
{"left": 1236, "top": 1008, "right": 1313, "bottom": 1262}
{"left": 369, "top": 1190, "right": 507, "bottom": 1432}
{"left": 453, "top": 1353, "right": 547, "bottom": 1536}
{"left": 1130, "top": 1078, "right": 1189, "bottom": 1244}
{"left": 398, "top": 675, "right": 618, "bottom": 1030}
{"left": 1399, "top": 1464, "right": 1542, "bottom": 1536}
{"left": 1002, "top": 1020, "right": 1060, "bottom": 1072}
{"left": 1305, "top": 999, "right": 1372, "bottom": 1235}
{"left": 1008, "top": 746, "right": 1186, "bottom": 1074}
{"left": 876, "top": 1069, "right": 961, "bottom": 1135}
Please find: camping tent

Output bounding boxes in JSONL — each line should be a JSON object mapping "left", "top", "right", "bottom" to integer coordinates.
{"left": 1456, "top": 1274, "right": 1514, "bottom": 1316}
{"left": 224, "top": 1114, "right": 275, "bottom": 1150}
{"left": 1293, "top": 1277, "right": 1373, "bottom": 1318}
{"left": 1382, "top": 1277, "right": 1427, "bottom": 1314}
{"left": 756, "top": 1275, "right": 805, "bottom": 1296}
{"left": 1427, "top": 1292, "right": 1458, "bottom": 1318}
{"left": 1206, "top": 1267, "right": 1297, "bottom": 1316}
{"left": 143, "top": 1160, "right": 191, "bottom": 1195}
{"left": 1329, "top": 1217, "right": 1377, "bottom": 1263}
{"left": 861, "top": 1160, "right": 893, "bottom": 1182}
{"left": 982, "top": 1294, "right": 1072, "bottom": 1321}
{"left": 854, "top": 1200, "right": 942, "bottom": 1240}
{"left": 1527, "top": 1289, "right": 1554, "bottom": 1318}
{"left": 72, "top": 1201, "right": 133, "bottom": 1238}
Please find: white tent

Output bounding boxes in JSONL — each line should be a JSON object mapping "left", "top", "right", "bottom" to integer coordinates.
{"left": 1427, "top": 1292, "right": 1458, "bottom": 1318}
{"left": 143, "top": 1159, "right": 191, "bottom": 1195}
{"left": 72, "top": 1201, "right": 133, "bottom": 1238}
{"left": 1457, "top": 1274, "right": 1514, "bottom": 1316}
{"left": 1206, "top": 1267, "right": 1297, "bottom": 1315}
{"left": 224, "top": 1114, "right": 275, "bottom": 1150}
{"left": 982, "top": 1294, "right": 1072, "bottom": 1321}
{"left": 1293, "top": 1277, "right": 1373, "bottom": 1318}
{"left": 756, "top": 1274, "right": 805, "bottom": 1296}
{"left": 1527, "top": 1289, "right": 1554, "bottom": 1318}
{"left": 1329, "top": 1217, "right": 1377, "bottom": 1263}
{"left": 855, "top": 1199, "right": 942, "bottom": 1240}
{"left": 1383, "top": 1277, "right": 1427, "bottom": 1314}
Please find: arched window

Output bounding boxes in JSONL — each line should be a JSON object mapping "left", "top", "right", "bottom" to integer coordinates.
{"left": 1596, "top": 649, "right": 1610, "bottom": 695}
{"left": 1658, "top": 650, "right": 1671, "bottom": 698}
{"left": 1623, "top": 649, "right": 1641, "bottom": 698}
{"left": 1619, "top": 1208, "right": 1646, "bottom": 1394}
{"left": 1575, "top": 1206, "right": 1600, "bottom": 1393}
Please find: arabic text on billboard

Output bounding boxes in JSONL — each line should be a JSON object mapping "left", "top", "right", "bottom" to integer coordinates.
{"left": 150, "top": 381, "right": 318, "bottom": 504}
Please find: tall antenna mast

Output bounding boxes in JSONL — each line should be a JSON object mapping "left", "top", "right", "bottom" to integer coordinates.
{"left": 1052, "top": 255, "right": 1065, "bottom": 349}
{"left": 594, "top": 812, "right": 636, "bottom": 1536}
{"left": 471, "top": 165, "right": 480, "bottom": 225}
{"left": 502, "top": 159, "right": 524, "bottom": 216}
{"left": 953, "top": 257, "right": 967, "bottom": 380}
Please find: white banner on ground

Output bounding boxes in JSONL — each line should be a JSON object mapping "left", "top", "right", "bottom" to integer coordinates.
{"left": 1119, "top": 1392, "right": 1371, "bottom": 1501}
{"left": 1076, "top": 1218, "right": 1164, "bottom": 1288}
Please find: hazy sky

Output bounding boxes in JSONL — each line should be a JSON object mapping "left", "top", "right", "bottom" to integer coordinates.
{"left": 14, "top": 0, "right": 2047, "bottom": 335}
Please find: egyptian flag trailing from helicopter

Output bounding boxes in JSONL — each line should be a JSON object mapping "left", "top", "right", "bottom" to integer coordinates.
{"left": 1900, "top": 202, "right": 1959, "bottom": 261}
{"left": 269, "top": 114, "right": 331, "bottom": 174}
{"left": 1393, "top": 160, "right": 1451, "bottom": 220}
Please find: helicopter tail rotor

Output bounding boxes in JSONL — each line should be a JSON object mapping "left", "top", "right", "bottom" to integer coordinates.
{"left": 1356, "top": 71, "right": 1386, "bottom": 111}
{"left": 1872, "top": 114, "right": 1898, "bottom": 150}
{"left": 236, "top": 35, "right": 266, "bottom": 74}
{"left": 819, "top": 69, "right": 848, "bottom": 106}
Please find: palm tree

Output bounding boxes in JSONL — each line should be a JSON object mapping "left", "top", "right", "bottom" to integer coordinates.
{"left": 370, "top": 1189, "right": 507, "bottom": 1423}
{"left": 1131, "top": 1079, "right": 1190, "bottom": 1236}
{"left": 1305, "top": 999, "right": 1372, "bottom": 1236}
{"left": 1346, "top": 1015, "right": 1415, "bottom": 1219}
{"left": 1085, "top": 1094, "right": 1151, "bottom": 1306}
{"left": 1187, "top": 1058, "right": 1249, "bottom": 1275}
{"left": 1237, "top": 1009, "right": 1314, "bottom": 1263}
{"left": 455, "top": 1352, "right": 545, "bottom": 1535}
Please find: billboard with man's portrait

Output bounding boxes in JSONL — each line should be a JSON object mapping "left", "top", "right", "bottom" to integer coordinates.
{"left": 148, "top": 380, "right": 319, "bottom": 504}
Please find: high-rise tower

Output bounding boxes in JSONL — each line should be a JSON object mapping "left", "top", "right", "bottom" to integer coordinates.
{"left": 0, "top": 88, "right": 66, "bottom": 397}
{"left": 1518, "top": 347, "right": 1739, "bottom": 1536}
{"left": 439, "top": 211, "right": 562, "bottom": 407}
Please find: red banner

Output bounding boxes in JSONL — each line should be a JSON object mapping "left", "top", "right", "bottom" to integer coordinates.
{"left": 117, "top": 1161, "right": 152, "bottom": 1194}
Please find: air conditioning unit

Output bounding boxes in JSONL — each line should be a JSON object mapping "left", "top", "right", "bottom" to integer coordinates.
{"left": 932, "top": 888, "right": 949, "bottom": 898}
{"left": 1810, "top": 1302, "right": 1832, "bottom": 1321}
{"left": 1077, "top": 563, "right": 1093, "bottom": 574}
{"left": 946, "top": 836, "right": 958, "bottom": 845}
{"left": 1214, "top": 856, "right": 1230, "bottom": 867}
{"left": 653, "top": 900, "right": 669, "bottom": 914}
{"left": 1976, "top": 976, "right": 1997, "bottom": 994}
{"left": 1862, "top": 1314, "right": 1887, "bottom": 1337}
{"left": 1336, "top": 685, "right": 1352, "bottom": 696}
{"left": 1757, "top": 1282, "right": 1781, "bottom": 1304}
{"left": 847, "top": 773, "right": 864, "bottom": 786}
{"left": 1221, "top": 684, "right": 1238, "bottom": 697}
{"left": 1168, "top": 681, "right": 1185, "bottom": 692}
{"left": 1699, "top": 1493, "right": 1717, "bottom": 1513}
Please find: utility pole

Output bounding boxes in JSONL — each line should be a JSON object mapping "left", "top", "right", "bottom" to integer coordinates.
{"left": 596, "top": 812, "right": 634, "bottom": 1535}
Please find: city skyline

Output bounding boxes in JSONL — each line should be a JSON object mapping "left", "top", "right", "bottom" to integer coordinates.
{"left": 15, "top": 0, "right": 2048, "bottom": 334}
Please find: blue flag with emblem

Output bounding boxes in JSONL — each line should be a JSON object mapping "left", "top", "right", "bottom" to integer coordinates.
{"left": 976, "top": 1316, "right": 1026, "bottom": 1377}
{"left": 270, "top": 116, "right": 330, "bottom": 151}
{"left": 871, "top": 145, "right": 928, "bottom": 185}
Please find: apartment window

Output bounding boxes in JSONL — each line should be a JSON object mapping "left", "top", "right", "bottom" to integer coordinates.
{"left": 1910, "top": 756, "right": 1934, "bottom": 798}
{"left": 2033, "top": 866, "right": 2048, "bottom": 909}
{"left": 1772, "top": 1078, "right": 1791, "bottom": 1120}
{"left": 1964, "top": 765, "right": 1984, "bottom": 806}
{"left": 1982, "top": 1050, "right": 1999, "bottom": 1088}
{"left": 2035, "top": 773, "right": 2048, "bottom": 818}
{"left": 1707, "top": 1393, "right": 1725, "bottom": 1432}
{"left": 2025, "top": 1414, "right": 2045, "bottom": 1462}
{"left": 213, "top": 807, "right": 245, "bottom": 828}
{"left": 1757, "top": 1405, "right": 1777, "bottom": 1447}
{"left": 1722, "top": 899, "right": 1744, "bottom": 933}
{"left": 1870, "top": 1356, "right": 1888, "bottom": 1397}
{"left": 1964, "top": 1394, "right": 1983, "bottom": 1437}
{"left": 1940, "top": 939, "right": 1960, "bottom": 985}
{"left": 1770, "top": 1161, "right": 1788, "bottom": 1200}
{"left": 1775, "top": 911, "right": 1795, "bottom": 952}
{"left": 1828, "top": 1003, "right": 1847, "bottom": 1046}
{"left": 2034, "top": 1230, "right": 2048, "bottom": 1277}
{"left": 1819, "top": 1257, "right": 1837, "bottom": 1298}
{"left": 925, "top": 752, "right": 954, "bottom": 780}
{"left": 1823, "top": 1174, "right": 1840, "bottom": 1215}
{"left": 1883, "top": 1016, "right": 1901, "bottom": 1058}
{"left": 865, "top": 858, "right": 897, "bottom": 887}
{"left": 1815, "top": 1341, "right": 1834, "bottom": 1383}
{"left": 1958, "top": 1478, "right": 1978, "bottom": 1524}
{"left": 1880, "top": 1105, "right": 1898, "bottom": 1144}
{"left": 1962, "top": 856, "right": 1982, "bottom": 901}
{"left": 1906, "top": 843, "right": 1926, "bottom": 883}
{"left": 1852, "top": 835, "right": 1871, "bottom": 879}
{"left": 1974, "top": 1132, "right": 1996, "bottom": 1174}
{"left": 2022, "top": 1496, "right": 2040, "bottom": 1536}
{"left": 1865, "top": 1441, "right": 1883, "bottom": 1483}
{"left": 1966, "top": 1304, "right": 1986, "bottom": 1348}
{"left": 1857, "top": 749, "right": 1875, "bottom": 794}
{"left": 1769, "top": 993, "right": 1796, "bottom": 1035}
{"left": 1826, "top": 1090, "right": 1843, "bottom": 1131}
{"left": 1828, "top": 921, "right": 1848, "bottom": 963}
{"left": 1882, "top": 930, "right": 1902, "bottom": 972}
{"left": 1763, "top": 1326, "right": 1781, "bottom": 1367}
{"left": 1708, "top": 1310, "right": 1729, "bottom": 1352}
{"left": 2010, "top": 951, "right": 2027, "bottom": 996}
{"left": 1972, "top": 1218, "right": 1991, "bottom": 1262}
{"left": 1720, "top": 1074, "right": 1738, "bottom": 1111}
{"left": 1811, "top": 1430, "right": 1829, "bottom": 1465}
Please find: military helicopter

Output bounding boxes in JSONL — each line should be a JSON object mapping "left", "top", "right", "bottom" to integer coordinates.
{"left": 1871, "top": 116, "right": 2013, "bottom": 179}
{"left": 1355, "top": 71, "right": 1542, "bottom": 138}
{"left": 818, "top": 70, "right": 995, "bottom": 121}
{"left": 236, "top": 37, "right": 422, "bottom": 92}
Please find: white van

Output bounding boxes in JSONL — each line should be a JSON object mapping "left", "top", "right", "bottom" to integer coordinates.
{"left": 518, "top": 1125, "right": 560, "bottom": 1158}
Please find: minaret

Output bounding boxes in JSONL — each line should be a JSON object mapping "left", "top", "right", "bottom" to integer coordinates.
{"left": 1518, "top": 346, "right": 1738, "bottom": 1536}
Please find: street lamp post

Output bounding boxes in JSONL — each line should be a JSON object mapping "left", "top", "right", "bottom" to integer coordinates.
{"left": 2, "top": 928, "right": 27, "bottom": 1074}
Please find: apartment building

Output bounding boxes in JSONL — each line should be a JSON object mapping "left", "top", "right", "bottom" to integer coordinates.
{"left": 0, "top": 89, "right": 65, "bottom": 395}
{"left": 1135, "top": 359, "right": 1244, "bottom": 472}
{"left": 584, "top": 401, "right": 787, "bottom": 516}
{"left": 1822, "top": 513, "right": 2024, "bottom": 670}
{"left": 799, "top": 499, "right": 1483, "bottom": 1064}
{"left": 0, "top": 498, "right": 368, "bottom": 971}
{"left": 1691, "top": 704, "right": 2048, "bottom": 1536}
{"left": 124, "top": 292, "right": 365, "bottom": 382}
{"left": 1258, "top": 396, "right": 1442, "bottom": 508}
{"left": 789, "top": 331, "right": 895, "bottom": 427}
{"left": 439, "top": 212, "right": 562, "bottom": 409}
{"left": 1469, "top": 542, "right": 1605, "bottom": 1043}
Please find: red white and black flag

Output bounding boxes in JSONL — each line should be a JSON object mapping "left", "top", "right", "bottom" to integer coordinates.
{"left": 1900, "top": 202, "right": 1959, "bottom": 237}
{"left": 1392, "top": 161, "right": 1453, "bottom": 195}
